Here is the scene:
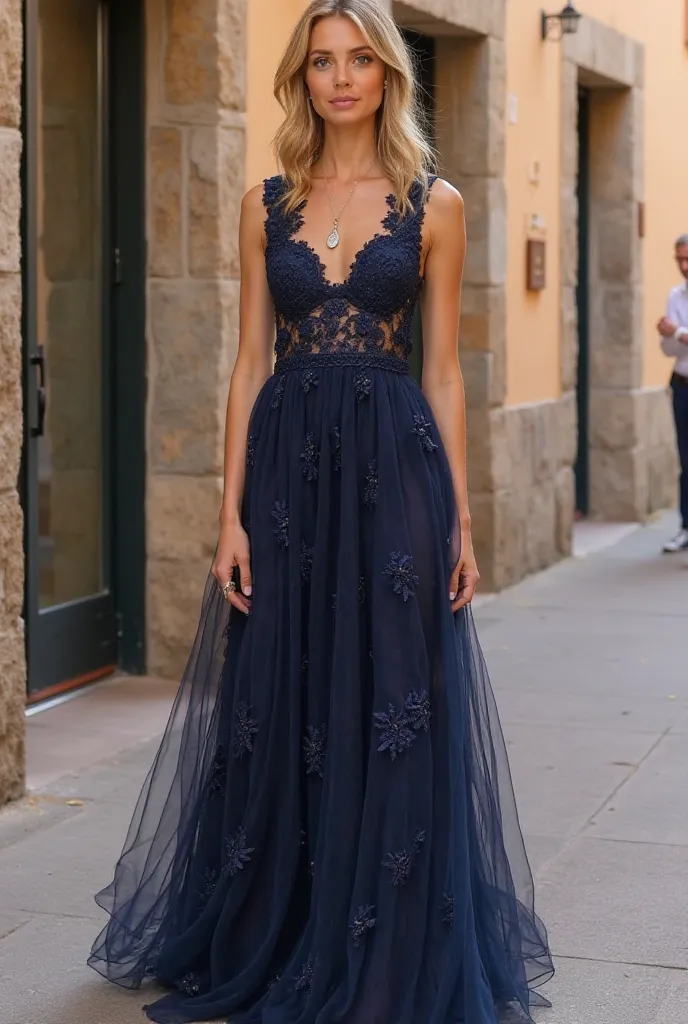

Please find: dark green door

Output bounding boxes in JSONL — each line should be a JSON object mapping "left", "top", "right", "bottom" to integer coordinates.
{"left": 575, "top": 89, "right": 590, "bottom": 515}
{"left": 22, "top": 0, "right": 146, "bottom": 699}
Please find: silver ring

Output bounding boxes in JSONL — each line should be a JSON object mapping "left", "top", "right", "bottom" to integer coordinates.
{"left": 221, "top": 580, "right": 236, "bottom": 600}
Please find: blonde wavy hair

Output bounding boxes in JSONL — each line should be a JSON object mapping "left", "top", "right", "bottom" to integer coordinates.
{"left": 272, "top": 0, "right": 436, "bottom": 216}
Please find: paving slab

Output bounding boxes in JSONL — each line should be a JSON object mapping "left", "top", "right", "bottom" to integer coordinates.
{"left": 502, "top": 723, "right": 659, "bottom": 838}
{"left": 586, "top": 733, "right": 688, "bottom": 845}
{"left": 537, "top": 836, "right": 688, "bottom": 969}
{"left": 532, "top": 955, "right": 679, "bottom": 1024}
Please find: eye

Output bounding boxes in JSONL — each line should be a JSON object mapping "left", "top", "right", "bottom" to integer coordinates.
{"left": 313, "top": 57, "right": 330, "bottom": 69}
{"left": 354, "top": 54, "right": 374, "bottom": 65}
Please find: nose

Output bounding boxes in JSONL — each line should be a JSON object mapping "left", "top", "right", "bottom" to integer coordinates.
{"left": 333, "top": 62, "right": 352, "bottom": 89}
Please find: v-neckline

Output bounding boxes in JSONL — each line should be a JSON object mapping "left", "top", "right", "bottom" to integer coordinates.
{"left": 289, "top": 191, "right": 397, "bottom": 290}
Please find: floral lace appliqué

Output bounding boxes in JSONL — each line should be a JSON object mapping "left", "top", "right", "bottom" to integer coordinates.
{"left": 197, "top": 867, "right": 218, "bottom": 905}
{"left": 363, "top": 459, "right": 378, "bottom": 507}
{"left": 354, "top": 373, "right": 372, "bottom": 401}
{"left": 300, "top": 433, "right": 319, "bottom": 481}
{"left": 232, "top": 701, "right": 258, "bottom": 759}
{"left": 179, "top": 972, "right": 202, "bottom": 996}
{"left": 223, "top": 826, "right": 255, "bottom": 877}
{"left": 330, "top": 426, "right": 342, "bottom": 471}
{"left": 300, "top": 541, "right": 314, "bottom": 583}
{"left": 384, "top": 552, "right": 420, "bottom": 602}
{"left": 441, "top": 892, "right": 455, "bottom": 930}
{"left": 301, "top": 370, "right": 319, "bottom": 394}
{"left": 304, "top": 724, "right": 327, "bottom": 778}
{"left": 272, "top": 501, "right": 289, "bottom": 548}
{"left": 349, "top": 904, "right": 377, "bottom": 947}
{"left": 374, "top": 703, "right": 415, "bottom": 761}
{"left": 271, "top": 375, "right": 285, "bottom": 410}
{"left": 246, "top": 434, "right": 256, "bottom": 466}
{"left": 295, "top": 957, "right": 316, "bottom": 992}
{"left": 382, "top": 830, "right": 427, "bottom": 886}
{"left": 206, "top": 745, "right": 227, "bottom": 795}
{"left": 412, "top": 414, "right": 438, "bottom": 453}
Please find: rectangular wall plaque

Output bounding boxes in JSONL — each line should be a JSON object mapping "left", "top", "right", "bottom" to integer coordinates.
{"left": 526, "top": 238, "right": 546, "bottom": 291}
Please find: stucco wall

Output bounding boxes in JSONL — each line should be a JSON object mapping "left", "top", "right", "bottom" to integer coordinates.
{"left": 0, "top": 0, "right": 26, "bottom": 804}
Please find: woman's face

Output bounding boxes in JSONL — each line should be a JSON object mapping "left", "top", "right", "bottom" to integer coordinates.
{"left": 304, "top": 15, "right": 386, "bottom": 126}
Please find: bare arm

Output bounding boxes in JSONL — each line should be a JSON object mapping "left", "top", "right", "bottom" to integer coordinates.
{"left": 419, "top": 180, "right": 478, "bottom": 609}
{"left": 212, "top": 183, "right": 275, "bottom": 611}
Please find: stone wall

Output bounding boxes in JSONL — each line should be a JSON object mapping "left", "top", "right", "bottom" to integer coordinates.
{"left": 0, "top": 0, "right": 26, "bottom": 804}
{"left": 146, "top": 0, "right": 247, "bottom": 677}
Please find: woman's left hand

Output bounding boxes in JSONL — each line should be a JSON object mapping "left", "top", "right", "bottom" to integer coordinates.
{"left": 449, "top": 536, "right": 480, "bottom": 612}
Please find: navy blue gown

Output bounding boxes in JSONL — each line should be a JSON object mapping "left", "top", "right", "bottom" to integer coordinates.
{"left": 88, "top": 175, "right": 553, "bottom": 1023}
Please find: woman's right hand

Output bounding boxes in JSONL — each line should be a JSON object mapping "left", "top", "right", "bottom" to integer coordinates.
{"left": 212, "top": 520, "right": 253, "bottom": 615}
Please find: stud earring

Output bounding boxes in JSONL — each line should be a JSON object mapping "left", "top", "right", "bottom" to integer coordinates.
{"left": 383, "top": 80, "right": 388, "bottom": 90}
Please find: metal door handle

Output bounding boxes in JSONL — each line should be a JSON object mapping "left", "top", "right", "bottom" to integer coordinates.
{"left": 30, "top": 345, "right": 46, "bottom": 438}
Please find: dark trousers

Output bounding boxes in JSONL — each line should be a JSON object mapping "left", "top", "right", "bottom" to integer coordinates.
{"left": 672, "top": 375, "right": 688, "bottom": 528}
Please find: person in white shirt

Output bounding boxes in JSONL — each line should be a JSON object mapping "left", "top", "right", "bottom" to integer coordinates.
{"left": 658, "top": 234, "right": 688, "bottom": 554}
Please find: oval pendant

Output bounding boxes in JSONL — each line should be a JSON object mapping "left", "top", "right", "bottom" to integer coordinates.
{"left": 326, "top": 228, "right": 340, "bottom": 249}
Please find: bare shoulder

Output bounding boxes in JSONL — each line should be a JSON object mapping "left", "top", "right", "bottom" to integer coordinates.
{"left": 425, "top": 178, "right": 464, "bottom": 244}
{"left": 427, "top": 177, "right": 464, "bottom": 217}
{"left": 242, "top": 181, "right": 267, "bottom": 216}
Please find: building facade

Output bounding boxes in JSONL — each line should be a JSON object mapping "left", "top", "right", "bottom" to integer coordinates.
{"left": 0, "top": 0, "right": 687, "bottom": 802}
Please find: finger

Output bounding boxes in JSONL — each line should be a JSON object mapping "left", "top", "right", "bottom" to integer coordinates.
{"left": 448, "top": 561, "right": 462, "bottom": 602}
{"left": 213, "top": 562, "right": 234, "bottom": 587}
{"left": 452, "top": 572, "right": 479, "bottom": 612}
{"left": 236, "top": 554, "right": 253, "bottom": 597}
{"left": 227, "top": 590, "right": 251, "bottom": 615}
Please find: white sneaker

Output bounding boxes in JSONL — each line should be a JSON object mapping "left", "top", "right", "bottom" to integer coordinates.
{"left": 663, "top": 528, "right": 688, "bottom": 553}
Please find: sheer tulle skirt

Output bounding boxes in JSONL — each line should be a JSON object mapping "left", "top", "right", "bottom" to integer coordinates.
{"left": 88, "top": 358, "right": 553, "bottom": 1023}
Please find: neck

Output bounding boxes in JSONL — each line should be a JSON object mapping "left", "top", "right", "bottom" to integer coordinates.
{"left": 315, "top": 121, "right": 381, "bottom": 183}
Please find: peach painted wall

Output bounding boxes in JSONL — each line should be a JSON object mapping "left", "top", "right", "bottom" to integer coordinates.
{"left": 245, "top": 0, "right": 309, "bottom": 190}
{"left": 506, "top": 0, "right": 688, "bottom": 405}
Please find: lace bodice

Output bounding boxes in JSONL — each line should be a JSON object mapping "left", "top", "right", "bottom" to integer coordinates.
{"left": 263, "top": 174, "right": 437, "bottom": 370}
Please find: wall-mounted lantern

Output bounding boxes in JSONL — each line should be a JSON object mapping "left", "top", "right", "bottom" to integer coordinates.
{"left": 541, "top": 4, "right": 583, "bottom": 41}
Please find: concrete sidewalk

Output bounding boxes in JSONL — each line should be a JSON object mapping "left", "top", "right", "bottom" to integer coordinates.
{"left": 1, "top": 514, "right": 686, "bottom": 1024}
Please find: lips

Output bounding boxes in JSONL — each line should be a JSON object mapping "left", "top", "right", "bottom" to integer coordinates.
{"left": 329, "top": 97, "right": 358, "bottom": 108}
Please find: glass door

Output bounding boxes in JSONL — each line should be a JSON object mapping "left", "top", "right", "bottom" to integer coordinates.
{"left": 23, "top": 0, "right": 116, "bottom": 698}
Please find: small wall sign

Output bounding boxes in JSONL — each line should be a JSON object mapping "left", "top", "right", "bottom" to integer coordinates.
{"left": 526, "top": 238, "right": 546, "bottom": 291}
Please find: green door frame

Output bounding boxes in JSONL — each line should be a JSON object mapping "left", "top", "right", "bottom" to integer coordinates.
{"left": 575, "top": 88, "right": 590, "bottom": 516}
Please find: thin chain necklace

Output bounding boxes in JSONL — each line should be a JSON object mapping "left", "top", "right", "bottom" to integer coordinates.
{"left": 323, "top": 157, "right": 376, "bottom": 250}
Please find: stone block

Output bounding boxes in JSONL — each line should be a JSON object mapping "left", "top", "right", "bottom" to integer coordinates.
{"left": 0, "top": 625, "right": 25, "bottom": 805}
{"left": 461, "top": 349, "right": 503, "bottom": 410}
{"left": 466, "top": 407, "right": 511, "bottom": 494}
{"left": 555, "top": 465, "right": 574, "bottom": 554}
{"left": 188, "top": 125, "right": 244, "bottom": 278}
{"left": 560, "top": 284, "right": 578, "bottom": 394}
{"left": 149, "top": 127, "right": 183, "bottom": 278}
{"left": 594, "top": 201, "right": 639, "bottom": 286}
{"left": 525, "top": 480, "right": 557, "bottom": 574}
{"left": 0, "top": 129, "right": 21, "bottom": 273}
{"left": 217, "top": 0, "right": 247, "bottom": 112}
{"left": 568, "top": 17, "right": 637, "bottom": 89}
{"left": 460, "top": 175, "right": 506, "bottom": 288}
{"left": 149, "top": 280, "right": 239, "bottom": 475}
{"left": 147, "top": 474, "right": 223, "bottom": 564}
{"left": 560, "top": 186, "right": 578, "bottom": 291}
{"left": 436, "top": 36, "right": 505, "bottom": 179}
{"left": 147, "top": 556, "right": 209, "bottom": 679}
{"left": 0, "top": 275, "right": 22, "bottom": 493}
{"left": 558, "top": 390, "right": 578, "bottom": 468}
{"left": 0, "top": 491, "right": 23, "bottom": 621}
{"left": 460, "top": 284, "right": 505, "bottom": 355}
{"left": 589, "top": 446, "right": 647, "bottom": 522}
{"left": 588, "top": 389, "right": 640, "bottom": 452}
{"left": 0, "top": 1, "right": 22, "bottom": 128}
{"left": 560, "top": 61, "right": 579, "bottom": 186}
{"left": 164, "top": 0, "right": 246, "bottom": 111}
{"left": 589, "top": 286, "right": 642, "bottom": 390}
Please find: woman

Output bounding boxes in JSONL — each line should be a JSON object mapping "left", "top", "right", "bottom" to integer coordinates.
{"left": 89, "top": 2, "right": 553, "bottom": 1021}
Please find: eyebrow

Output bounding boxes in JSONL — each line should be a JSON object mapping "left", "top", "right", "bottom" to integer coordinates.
{"left": 309, "top": 45, "right": 374, "bottom": 56}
